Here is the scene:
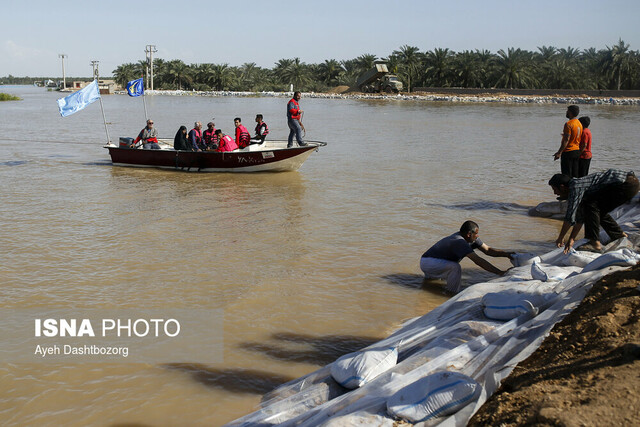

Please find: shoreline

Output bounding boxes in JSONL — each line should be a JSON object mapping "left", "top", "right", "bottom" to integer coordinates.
{"left": 127, "top": 89, "right": 640, "bottom": 105}
{"left": 470, "top": 264, "right": 640, "bottom": 426}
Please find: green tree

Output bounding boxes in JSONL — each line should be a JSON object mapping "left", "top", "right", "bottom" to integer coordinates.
{"left": 494, "top": 48, "right": 537, "bottom": 89}
{"left": 392, "top": 45, "right": 422, "bottom": 92}
{"left": 112, "top": 63, "right": 139, "bottom": 88}
{"left": 424, "top": 48, "right": 452, "bottom": 88}
{"left": 317, "top": 59, "right": 343, "bottom": 85}
{"left": 603, "top": 39, "right": 633, "bottom": 90}
{"left": 452, "top": 50, "right": 484, "bottom": 88}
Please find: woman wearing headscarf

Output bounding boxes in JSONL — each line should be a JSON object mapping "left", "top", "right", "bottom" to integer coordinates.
{"left": 173, "top": 125, "right": 190, "bottom": 151}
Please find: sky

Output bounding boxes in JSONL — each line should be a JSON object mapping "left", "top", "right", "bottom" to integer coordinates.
{"left": 3, "top": 0, "right": 640, "bottom": 78}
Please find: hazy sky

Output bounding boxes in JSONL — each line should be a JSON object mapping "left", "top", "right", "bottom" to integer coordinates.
{"left": 3, "top": 0, "right": 640, "bottom": 77}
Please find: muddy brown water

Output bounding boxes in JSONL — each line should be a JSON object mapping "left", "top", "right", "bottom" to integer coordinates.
{"left": 0, "top": 86, "right": 638, "bottom": 426}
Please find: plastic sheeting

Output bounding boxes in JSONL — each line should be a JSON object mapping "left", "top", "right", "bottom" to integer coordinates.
{"left": 226, "top": 198, "right": 640, "bottom": 426}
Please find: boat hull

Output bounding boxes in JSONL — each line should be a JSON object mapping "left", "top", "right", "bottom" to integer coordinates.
{"left": 105, "top": 140, "right": 324, "bottom": 172}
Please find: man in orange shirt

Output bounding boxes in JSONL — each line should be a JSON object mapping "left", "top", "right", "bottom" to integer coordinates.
{"left": 553, "top": 105, "right": 583, "bottom": 178}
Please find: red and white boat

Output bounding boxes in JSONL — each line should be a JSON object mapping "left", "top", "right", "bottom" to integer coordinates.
{"left": 105, "top": 139, "right": 326, "bottom": 172}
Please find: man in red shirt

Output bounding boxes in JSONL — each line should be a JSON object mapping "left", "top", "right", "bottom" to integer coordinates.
{"left": 234, "top": 117, "right": 251, "bottom": 149}
{"left": 578, "top": 116, "right": 592, "bottom": 177}
{"left": 287, "top": 91, "right": 307, "bottom": 148}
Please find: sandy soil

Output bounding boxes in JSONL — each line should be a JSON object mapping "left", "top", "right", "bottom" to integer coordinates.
{"left": 469, "top": 264, "right": 640, "bottom": 426}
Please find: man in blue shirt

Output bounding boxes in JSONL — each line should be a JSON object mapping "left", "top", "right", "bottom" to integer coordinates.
{"left": 549, "top": 169, "right": 639, "bottom": 253}
{"left": 420, "top": 221, "right": 514, "bottom": 293}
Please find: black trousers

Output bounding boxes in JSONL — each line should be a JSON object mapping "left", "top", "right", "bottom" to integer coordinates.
{"left": 582, "top": 174, "right": 640, "bottom": 241}
{"left": 578, "top": 158, "right": 591, "bottom": 178}
{"left": 560, "top": 150, "right": 580, "bottom": 178}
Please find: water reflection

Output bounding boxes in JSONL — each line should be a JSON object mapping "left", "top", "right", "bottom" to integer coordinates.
{"left": 163, "top": 364, "right": 296, "bottom": 395}
{"left": 238, "top": 332, "right": 380, "bottom": 366}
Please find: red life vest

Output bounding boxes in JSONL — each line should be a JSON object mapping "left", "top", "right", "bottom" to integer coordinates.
{"left": 255, "top": 122, "right": 269, "bottom": 137}
{"left": 235, "top": 124, "right": 251, "bottom": 148}
{"left": 287, "top": 98, "right": 301, "bottom": 120}
{"left": 216, "top": 134, "right": 238, "bottom": 152}
{"left": 203, "top": 128, "right": 217, "bottom": 147}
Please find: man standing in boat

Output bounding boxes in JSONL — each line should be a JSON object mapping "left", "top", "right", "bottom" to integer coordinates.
{"left": 420, "top": 221, "right": 514, "bottom": 293}
{"left": 133, "top": 119, "right": 160, "bottom": 149}
{"left": 287, "top": 91, "right": 307, "bottom": 148}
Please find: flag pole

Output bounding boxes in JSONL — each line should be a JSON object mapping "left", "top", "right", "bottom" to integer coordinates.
{"left": 142, "top": 92, "right": 148, "bottom": 121}
{"left": 97, "top": 83, "right": 111, "bottom": 145}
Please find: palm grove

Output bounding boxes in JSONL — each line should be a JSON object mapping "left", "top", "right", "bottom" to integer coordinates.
{"left": 112, "top": 40, "right": 639, "bottom": 93}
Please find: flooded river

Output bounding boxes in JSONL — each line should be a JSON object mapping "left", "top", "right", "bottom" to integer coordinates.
{"left": 0, "top": 86, "right": 638, "bottom": 426}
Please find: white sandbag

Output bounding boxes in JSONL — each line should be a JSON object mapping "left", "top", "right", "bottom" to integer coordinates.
{"left": 386, "top": 371, "right": 481, "bottom": 423}
{"left": 530, "top": 261, "right": 573, "bottom": 282}
{"left": 510, "top": 252, "right": 540, "bottom": 267}
{"left": 581, "top": 249, "right": 640, "bottom": 273}
{"left": 481, "top": 290, "right": 538, "bottom": 320}
{"left": 331, "top": 346, "right": 398, "bottom": 389}
{"left": 565, "top": 249, "right": 601, "bottom": 267}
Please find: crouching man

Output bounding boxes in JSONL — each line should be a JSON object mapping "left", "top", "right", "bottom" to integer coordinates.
{"left": 420, "top": 220, "right": 514, "bottom": 293}
{"left": 549, "top": 169, "right": 639, "bottom": 253}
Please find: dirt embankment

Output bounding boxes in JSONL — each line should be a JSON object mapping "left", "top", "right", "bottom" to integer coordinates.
{"left": 469, "top": 264, "right": 640, "bottom": 426}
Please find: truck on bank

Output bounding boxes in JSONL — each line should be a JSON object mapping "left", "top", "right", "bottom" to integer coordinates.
{"left": 356, "top": 62, "right": 403, "bottom": 93}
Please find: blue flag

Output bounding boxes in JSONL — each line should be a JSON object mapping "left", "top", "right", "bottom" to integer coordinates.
{"left": 126, "top": 78, "right": 144, "bottom": 97}
{"left": 57, "top": 80, "right": 101, "bottom": 117}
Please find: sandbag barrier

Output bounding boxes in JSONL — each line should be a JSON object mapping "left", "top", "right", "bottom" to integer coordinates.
{"left": 226, "top": 198, "right": 640, "bottom": 426}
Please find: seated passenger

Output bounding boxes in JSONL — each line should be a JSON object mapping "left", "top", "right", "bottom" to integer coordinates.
{"left": 202, "top": 121, "right": 218, "bottom": 150}
{"left": 173, "top": 125, "right": 190, "bottom": 151}
{"left": 134, "top": 119, "right": 160, "bottom": 149}
{"left": 234, "top": 117, "right": 251, "bottom": 149}
{"left": 188, "top": 121, "right": 204, "bottom": 151}
{"left": 215, "top": 129, "right": 238, "bottom": 152}
{"left": 251, "top": 114, "right": 269, "bottom": 144}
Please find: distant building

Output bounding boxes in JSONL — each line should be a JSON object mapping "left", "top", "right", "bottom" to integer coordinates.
{"left": 67, "top": 79, "right": 116, "bottom": 94}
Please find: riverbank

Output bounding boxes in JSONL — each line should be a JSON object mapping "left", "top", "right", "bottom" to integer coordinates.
{"left": 127, "top": 89, "right": 640, "bottom": 105}
{"left": 470, "top": 264, "right": 640, "bottom": 426}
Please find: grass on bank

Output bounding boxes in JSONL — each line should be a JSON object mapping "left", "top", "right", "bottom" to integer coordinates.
{"left": 0, "top": 92, "right": 21, "bottom": 101}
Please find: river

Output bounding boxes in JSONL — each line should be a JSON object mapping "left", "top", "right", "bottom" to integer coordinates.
{"left": 0, "top": 85, "right": 638, "bottom": 426}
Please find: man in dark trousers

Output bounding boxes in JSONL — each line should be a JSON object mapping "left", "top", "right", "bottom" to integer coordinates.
{"left": 553, "top": 104, "right": 583, "bottom": 177}
{"left": 286, "top": 91, "right": 307, "bottom": 148}
{"left": 549, "top": 169, "right": 639, "bottom": 253}
{"left": 420, "top": 220, "right": 514, "bottom": 293}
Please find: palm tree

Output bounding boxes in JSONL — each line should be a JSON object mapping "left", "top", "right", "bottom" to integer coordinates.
{"left": 192, "top": 63, "right": 215, "bottom": 90}
{"left": 210, "top": 63, "right": 234, "bottom": 91}
{"left": 452, "top": 51, "right": 484, "bottom": 88}
{"left": 317, "top": 59, "right": 343, "bottom": 86}
{"left": 274, "top": 57, "right": 311, "bottom": 91}
{"left": 273, "top": 58, "right": 294, "bottom": 85}
{"left": 338, "top": 59, "right": 360, "bottom": 87}
{"left": 163, "top": 59, "right": 192, "bottom": 90}
{"left": 424, "top": 48, "right": 451, "bottom": 88}
{"left": 112, "top": 63, "right": 139, "bottom": 88}
{"left": 239, "top": 62, "right": 261, "bottom": 90}
{"left": 355, "top": 54, "right": 377, "bottom": 75}
{"left": 536, "top": 45, "right": 557, "bottom": 62}
{"left": 604, "top": 39, "right": 633, "bottom": 90}
{"left": 494, "top": 48, "right": 537, "bottom": 89}
{"left": 393, "top": 45, "right": 422, "bottom": 92}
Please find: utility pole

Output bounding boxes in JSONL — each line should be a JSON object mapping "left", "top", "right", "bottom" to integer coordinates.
{"left": 90, "top": 60, "right": 100, "bottom": 80}
{"left": 58, "top": 54, "right": 67, "bottom": 89}
{"left": 145, "top": 44, "right": 157, "bottom": 90}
